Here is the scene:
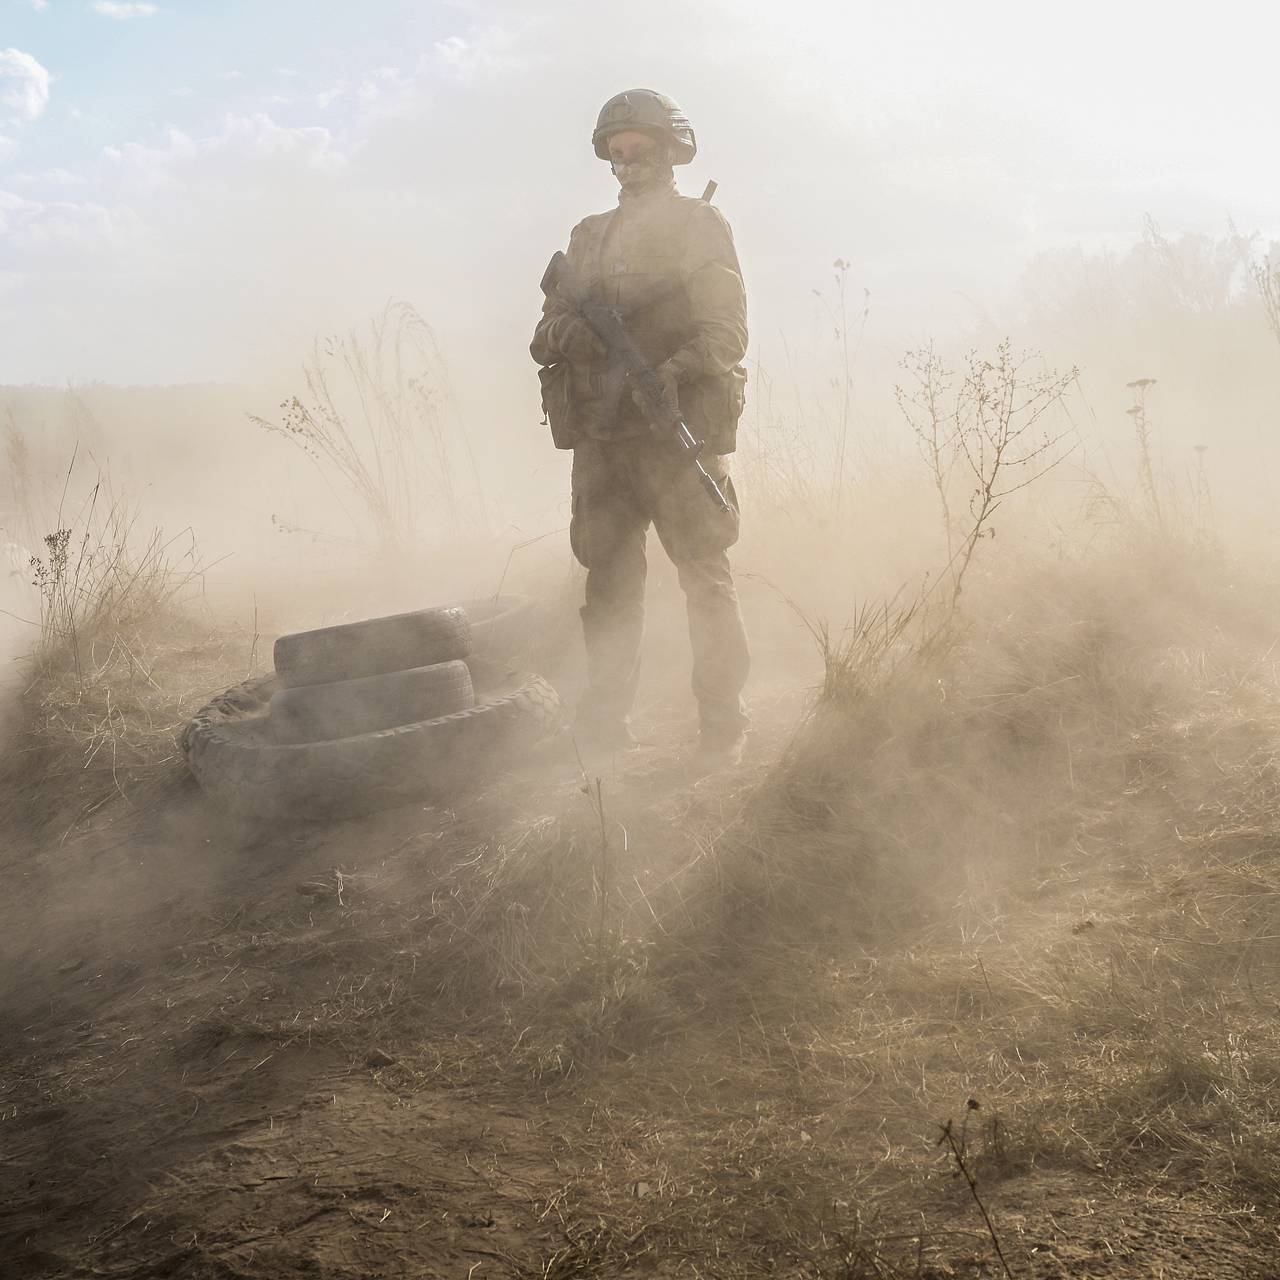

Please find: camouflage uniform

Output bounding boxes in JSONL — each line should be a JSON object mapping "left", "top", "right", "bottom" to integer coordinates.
{"left": 531, "top": 176, "right": 750, "bottom": 743}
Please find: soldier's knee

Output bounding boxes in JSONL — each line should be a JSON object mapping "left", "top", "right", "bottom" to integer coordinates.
{"left": 571, "top": 496, "right": 639, "bottom": 569}
{"left": 675, "top": 552, "right": 739, "bottom": 603}
{"left": 655, "top": 479, "right": 741, "bottom": 564}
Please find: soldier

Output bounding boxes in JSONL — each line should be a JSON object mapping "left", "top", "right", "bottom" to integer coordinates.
{"left": 531, "top": 89, "right": 751, "bottom": 766}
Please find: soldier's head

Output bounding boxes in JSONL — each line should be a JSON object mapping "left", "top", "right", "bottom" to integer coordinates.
{"left": 592, "top": 89, "right": 696, "bottom": 194}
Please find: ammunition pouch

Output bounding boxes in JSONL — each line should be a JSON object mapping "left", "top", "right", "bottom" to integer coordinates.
{"left": 538, "top": 362, "right": 579, "bottom": 450}
{"left": 541, "top": 359, "right": 747, "bottom": 455}
{"left": 681, "top": 363, "right": 747, "bottom": 455}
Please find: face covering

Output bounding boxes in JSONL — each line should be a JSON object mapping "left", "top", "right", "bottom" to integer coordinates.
{"left": 612, "top": 148, "right": 671, "bottom": 194}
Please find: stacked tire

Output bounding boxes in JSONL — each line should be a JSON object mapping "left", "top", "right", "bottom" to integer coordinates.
{"left": 181, "top": 597, "right": 560, "bottom": 826}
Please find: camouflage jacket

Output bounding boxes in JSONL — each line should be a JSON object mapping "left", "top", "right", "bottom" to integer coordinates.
{"left": 531, "top": 179, "right": 748, "bottom": 450}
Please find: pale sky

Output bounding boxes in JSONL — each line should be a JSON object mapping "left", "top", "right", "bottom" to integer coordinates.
{"left": 2, "top": 0, "right": 1277, "bottom": 388}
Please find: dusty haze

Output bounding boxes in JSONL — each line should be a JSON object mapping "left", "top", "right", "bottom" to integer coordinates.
{"left": 9, "top": 6, "right": 1280, "bottom": 1276}
{"left": 2, "top": 0, "right": 1279, "bottom": 639}
{"left": 4, "top": 2, "right": 1278, "bottom": 385}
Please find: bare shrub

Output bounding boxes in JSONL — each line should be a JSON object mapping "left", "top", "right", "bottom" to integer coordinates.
{"left": 250, "top": 300, "right": 484, "bottom": 550}
{"left": 896, "top": 339, "right": 1078, "bottom": 607}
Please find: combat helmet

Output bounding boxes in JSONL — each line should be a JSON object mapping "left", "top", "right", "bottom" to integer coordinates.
{"left": 592, "top": 89, "right": 697, "bottom": 166}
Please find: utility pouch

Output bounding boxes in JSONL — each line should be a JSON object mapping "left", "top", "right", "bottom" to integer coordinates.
{"left": 538, "top": 362, "right": 579, "bottom": 450}
{"left": 683, "top": 363, "right": 748, "bottom": 455}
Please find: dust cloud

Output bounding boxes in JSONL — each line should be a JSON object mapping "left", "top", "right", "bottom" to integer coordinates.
{"left": 3, "top": 0, "right": 1279, "bottom": 544}
{"left": 2, "top": 0, "right": 1278, "bottom": 865}
{"left": 4, "top": 0, "right": 1279, "bottom": 889}
{"left": 6, "top": 4, "right": 1280, "bottom": 1275}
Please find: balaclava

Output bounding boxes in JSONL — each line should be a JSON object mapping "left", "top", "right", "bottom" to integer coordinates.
{"left": 611, "top": 140, "right": 673, "bottom": 195}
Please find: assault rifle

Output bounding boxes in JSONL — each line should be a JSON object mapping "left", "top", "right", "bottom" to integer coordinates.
{"left": 539, "top": 250, "right": 735, "bottom": 514}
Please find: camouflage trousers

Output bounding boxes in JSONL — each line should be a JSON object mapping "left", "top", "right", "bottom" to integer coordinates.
{"left": 569, "top": 434, "right": 750, "bottom": 741}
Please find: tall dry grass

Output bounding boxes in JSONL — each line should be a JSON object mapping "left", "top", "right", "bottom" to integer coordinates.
{"left": 1, "top": 447, "right": 254, "bottom": 837}
{"left": 249, "top": 300, "right": 486, "bottom": 551}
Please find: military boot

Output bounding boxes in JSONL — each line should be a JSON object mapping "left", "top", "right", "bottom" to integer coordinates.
{"left": 692, "top": 725, "right": 746, "bottom": 771}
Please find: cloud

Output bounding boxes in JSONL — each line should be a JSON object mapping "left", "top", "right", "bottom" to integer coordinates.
{"left": 12, "top": 167, "right": 84, "bottom": 187}
{"left": 316, "top": 63, "right": 432, "bottom": 116}
{"left": 0, "top": 135, "right": 15, "bottom": 163}
{"left": 432, "top": 26, "right": 523, "bottom": 80}
{"left": 221, "top": 114, "right": 348, "bottom": 170}
{"left": 91, "top": 1, "right": 158, "bottom": 18}
{"left": 355, "top": 66, "right": 416, "bottom": 112}
{"left": 0, "top": 49, "right": 51, "bottom": 123}
{"left": 27, "top": 0, "right": 50, "bottom": 12}
{"left": 316, "top": 81, "right": 347, "bottom": 110}
{"left": 105, "top": 113, "right": 348, "bottom": 175}
{"left": 0, "top": 188, "right": 138, "bottom": 253}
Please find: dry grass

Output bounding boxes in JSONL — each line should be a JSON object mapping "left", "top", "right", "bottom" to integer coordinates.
{"left": 519, "top": 540, "right": 1280, "bottom": 1274}
{"left": 2, "top": 623, "right": 257, "bottom": 842}
{"left": 1, "top": 467, "right": 257, "bottom": 839}
{"left": 4, "top": 534, "right": 1277, "bottom": 1276}
{"left": 249, "top": 300, "right": 486, "bottom": 551}
{"left": 8, "top": 390, "right": 1280, "bottom": 1271}
{"left": 104, "top": 533, "right": 1280, "bottom": 1274}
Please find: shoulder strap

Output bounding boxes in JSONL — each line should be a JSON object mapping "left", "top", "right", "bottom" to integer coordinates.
{"left": 588, "top": 206, "right": 622, "bottom": 297}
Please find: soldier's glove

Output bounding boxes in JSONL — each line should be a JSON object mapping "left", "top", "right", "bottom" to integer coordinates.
{"left": 550, "top": 315, "right": 606, "bottom": 361}
{"left": 631, "top": 361, "right": 680, "bottom": 428}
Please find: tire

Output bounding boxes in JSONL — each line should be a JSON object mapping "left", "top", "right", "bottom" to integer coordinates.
{"left": 273, "top": 606, "right": 472, "bottom": 689}
{"left": 181, "top": 671, "right": 562, "bottom": 824}
{"left": 453, "top": 595, "right": 540, "bottom": 662}
{"left": 268, "top": 659, "right": 475, "bottom": 745}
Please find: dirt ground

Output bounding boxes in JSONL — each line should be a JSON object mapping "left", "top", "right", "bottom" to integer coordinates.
{"left": 4, "top": 634, "right": 1280, "bottom": 1279}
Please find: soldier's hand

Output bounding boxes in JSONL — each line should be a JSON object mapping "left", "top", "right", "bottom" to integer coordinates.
{"left": 631, "top": 363, "right": 679, "bottom": 426}
{"left": 557, "top": 316, "right": 606, "bottom": 361}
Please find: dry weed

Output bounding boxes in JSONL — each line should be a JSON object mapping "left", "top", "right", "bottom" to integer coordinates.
{"left": 2, "top": 459, "right": 254, "bottom": 836}
{"left": 250, "top": 300, "right": 485, "bottom": 550}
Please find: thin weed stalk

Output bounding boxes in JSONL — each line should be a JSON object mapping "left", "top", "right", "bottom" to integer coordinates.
{"left": 939, "top": 1112, "right": 1016, "bottom": 1279}
{"left": 1250, "top": 253, "right": 1280, "bottom": 354}
{"left": 1125, "top": 378, "right": 1162, "bottom": 529}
